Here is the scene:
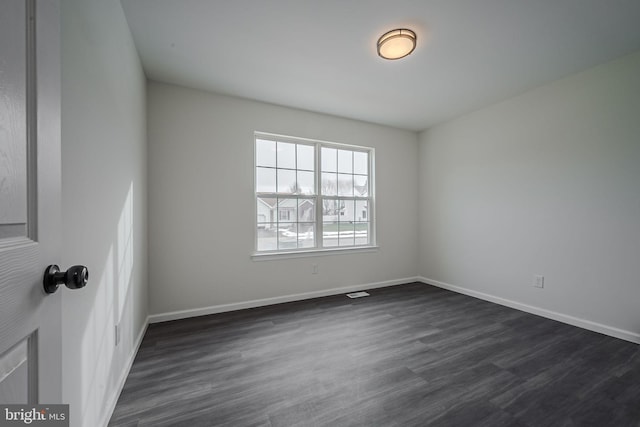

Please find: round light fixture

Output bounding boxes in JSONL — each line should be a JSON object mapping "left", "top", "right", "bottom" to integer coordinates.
{"left": 377, "top": 28, "right": 416, "bottom": 60}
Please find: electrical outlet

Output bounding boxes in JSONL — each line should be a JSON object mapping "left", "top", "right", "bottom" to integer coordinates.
{"left": 115, "top": 324, "right": 121, "bottom": 346}
{"left": 533, "top": 275, "right": 544, "bottom": 288}
{"left": 312, "top": 264, "right": 318, "bottom": 274}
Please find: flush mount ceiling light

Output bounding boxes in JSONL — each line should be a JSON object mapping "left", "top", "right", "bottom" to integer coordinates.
{"left": 377, "top": 28, "right": 416, "bottom": 60}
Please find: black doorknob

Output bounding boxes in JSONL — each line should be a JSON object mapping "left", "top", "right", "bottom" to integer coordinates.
{"left": 43, "top": 265, "right": 89, "bottom": 294}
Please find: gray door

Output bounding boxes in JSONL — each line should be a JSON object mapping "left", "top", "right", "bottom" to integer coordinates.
{"left": 0, "top": 0, "right": 62, "bottom": 404}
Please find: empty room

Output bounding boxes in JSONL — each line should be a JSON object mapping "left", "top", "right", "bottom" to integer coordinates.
{"left": 1, "top": 0, "right": 639, "bottom": 426}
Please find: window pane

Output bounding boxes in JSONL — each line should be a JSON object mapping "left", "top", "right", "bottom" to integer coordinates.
{"left": 277, "top": 169, "right": 296, "bottom": 193}
{"left": 338, "top": 174, "right": 353, "bottom": 196}
{"left": 354, "top": 175, "right": 368, "bottom": 197}
{"left": 321, "top": 147, "right": 337, "bottom": 172}
{"left": 355, "top": 200, "right": 368, "bottom": 222}
{"left": 339, "top": 222, "right": 355, "bottom": 246}
{"left": 256, "top": 139, "right": 276, "bottom": 167}
{"left": 297, "top": 170, "right": 314, "bottom": 195}
{"left": 321, "top": 172, "right": 337, "bottom": 196}
{"left": 323, "top": 222, "right": 339, "bottom": 247}
{"left": 256, "top": 167, "right": 276, "bottom": 193}
{"left": 257, "top": 222, "right": 277, "bottom": 251}
{"left": 257, "top": 197, "right": 276, "bottom": 223}
{"left": 277, "top": 198, "right": 297, "bottom": 222}
{"left": 338, "top": 149, "right": 353, "bottom": 173}
{"left": 355, "top": 222, "right": 369, "bottom": 246}
{"left": 340, "top": 199, "right": 355, "bottom": 222}
{"left": 298, "top": 199, "right": 315, "bottom": 222}
{"left": 298, "top": 223, "right": 315, "bottom": 248}
{"left": 322, "top": 199, "right": 338, "bottom": 222}
{"left": 354, "top": 151, "right": 368, "bottom": 175}
{"left": 278, "top": 223, "right": 297, "bottom": 250}
{"left": 297, "top": 144, "right": 314, "bottom": 171}
{"left": 277, "top": 142, "right": 296, "bottom": 169}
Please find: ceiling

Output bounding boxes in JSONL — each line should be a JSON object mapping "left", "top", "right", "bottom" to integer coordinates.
{"left": 120, "top": 0, "right": 640, "bottom": 131}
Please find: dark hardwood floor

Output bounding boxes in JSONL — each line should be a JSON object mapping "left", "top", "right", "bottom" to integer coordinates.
{"left": 108, "top": 283, "right": 640, "bottom": 426}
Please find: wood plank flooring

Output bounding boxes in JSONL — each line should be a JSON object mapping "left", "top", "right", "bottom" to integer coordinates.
{"left": 108, "top": 283, "right": 640, "bottom": 426}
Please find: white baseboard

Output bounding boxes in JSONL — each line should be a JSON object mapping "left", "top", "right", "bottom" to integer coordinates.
{"left": 100, "top": 316, "right": 150, "bottom": 427}
{"left": 418, "top": 276, "right": 640, "bottom": 344}
{"left": 149, "top": 276, "right": 421, "bottom": 324}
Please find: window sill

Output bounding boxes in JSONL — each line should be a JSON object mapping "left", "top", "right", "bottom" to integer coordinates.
{"left": 251, "top": 245, "right": 379, "bottom": 261}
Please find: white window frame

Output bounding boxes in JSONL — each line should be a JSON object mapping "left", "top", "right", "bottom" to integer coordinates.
{"left": 253, "top": 132, "right": 377, "bottom": 258}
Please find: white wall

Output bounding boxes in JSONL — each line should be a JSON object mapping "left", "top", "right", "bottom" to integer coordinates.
{"left": 61, "top": 0, "right": 147, "bottom": 425}
{"left": 418, "top": 51, "right": 640, "bottom": 341}
{"left": 148, "top": 82, "right": 418, "bottom": 316}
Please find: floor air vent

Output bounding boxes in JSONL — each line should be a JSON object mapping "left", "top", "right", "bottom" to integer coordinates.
{"left": 346, "top": 291, "right": 370, "bottom": 299}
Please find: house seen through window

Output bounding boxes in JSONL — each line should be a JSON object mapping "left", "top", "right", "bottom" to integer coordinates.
{"left": 255, "top": 133, "right": 374, "bottom": 253}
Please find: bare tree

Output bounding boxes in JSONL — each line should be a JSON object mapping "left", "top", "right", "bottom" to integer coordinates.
{"left": 321, "top": 178, "right": 337, "bottom": 215}
{"left": 288, "top": 182, "right": 302, "bottom": 195}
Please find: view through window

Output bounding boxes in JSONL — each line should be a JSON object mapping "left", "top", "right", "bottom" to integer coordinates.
{"left": 255, "top": 133, "right": 374, "bottom": 253}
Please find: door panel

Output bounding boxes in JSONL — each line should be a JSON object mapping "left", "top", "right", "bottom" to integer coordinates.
{"left": 0, "top": 0, "right": 28, "bottom": 241}
{"left": 0, "top": 336, "right": 34, "bottom": 404}
{"left": 0, "top": 0, "right": 61, "bottom": 404}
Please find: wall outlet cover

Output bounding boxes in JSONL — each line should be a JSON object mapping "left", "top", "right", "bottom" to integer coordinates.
{"left": 533, "top": 275, "right": 544, "bottom": 288}
{"left": 115, "top": 324, "right": 121, "bottom": 346}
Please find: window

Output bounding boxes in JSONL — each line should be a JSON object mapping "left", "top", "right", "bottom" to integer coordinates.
{"left": 255, "top": 132, "right": 374, "bottom": 253}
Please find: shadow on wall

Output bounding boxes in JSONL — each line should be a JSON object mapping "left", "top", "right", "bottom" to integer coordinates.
{"left": 75, "top": 183, "right": 135, "bottom": 426}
